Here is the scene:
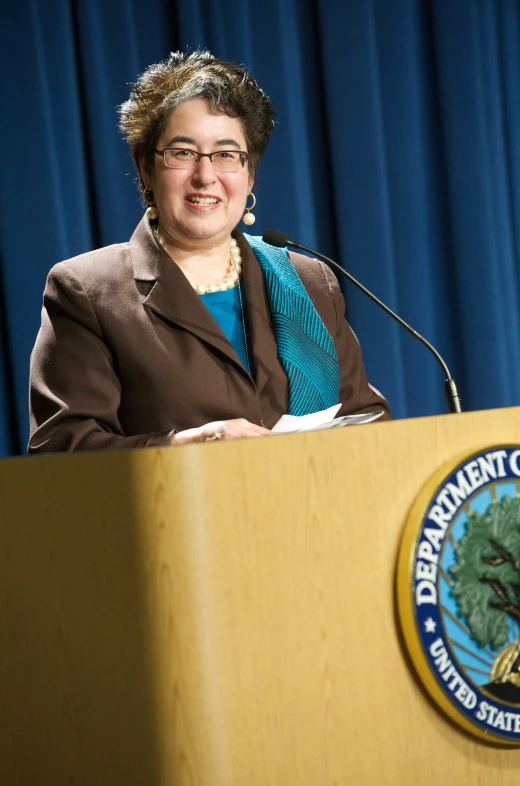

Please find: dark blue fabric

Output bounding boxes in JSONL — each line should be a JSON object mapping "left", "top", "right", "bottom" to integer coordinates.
{"left": 2, "top": 0, "right": 520, "bottom": 456}
{"left": 200, "top": 285, "right": 250, "bottom": 373}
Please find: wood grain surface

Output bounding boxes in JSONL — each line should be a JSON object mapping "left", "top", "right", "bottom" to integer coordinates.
{"left": 2, "top": 408, "right": 520, "bottom": 784}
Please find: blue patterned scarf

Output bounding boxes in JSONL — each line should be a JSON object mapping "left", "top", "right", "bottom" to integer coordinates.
{"left": 245, "top": 234, "right": 340, "bottom": 415}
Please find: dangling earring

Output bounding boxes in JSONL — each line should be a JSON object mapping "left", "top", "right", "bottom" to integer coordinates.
{"left": 144, "top": 189, "right": 158, "bottom": 221}
{"left": 242, "top": 192, "right": 256, "bottom": 226}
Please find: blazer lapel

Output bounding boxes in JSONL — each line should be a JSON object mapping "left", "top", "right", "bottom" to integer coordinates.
{"left": 129, "top": 217, "right": 279, "bottom": 388}
{"left": 130, "top": 217, "right": 244, "bottom": 368}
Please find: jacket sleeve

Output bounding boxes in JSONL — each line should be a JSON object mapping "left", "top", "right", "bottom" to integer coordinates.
{"left": 28, "top": 263, "right": 174, "bottom": 453}
{"left": 319, "top": 261, "right": 392, "bottom": 420}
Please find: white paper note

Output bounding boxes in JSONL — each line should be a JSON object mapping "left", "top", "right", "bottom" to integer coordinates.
{"left": 271, "top": 405, "right": 384, "bottom": 434}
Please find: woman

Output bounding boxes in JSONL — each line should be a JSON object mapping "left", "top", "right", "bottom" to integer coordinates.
{"left": 29, "top": 50, "right": 390, "bottom": 452}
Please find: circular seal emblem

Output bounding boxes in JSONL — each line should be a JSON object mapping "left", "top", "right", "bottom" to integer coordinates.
{"left": 397, "top": 446, "right": 520, "bottom": 744}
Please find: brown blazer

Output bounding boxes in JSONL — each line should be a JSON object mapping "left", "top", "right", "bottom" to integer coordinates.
{"left": 29, "top": 217, "right": 390, "bottom": 452}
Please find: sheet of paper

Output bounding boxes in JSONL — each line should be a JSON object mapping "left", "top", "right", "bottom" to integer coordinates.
{"left": 302, "top": 411, "right": 385, "bottom": 431}
{"left": 271, "top": 404, "right": 341, "bottom": 434}
{"left": 271, "top": 406, "right": 384, "bottom": 434}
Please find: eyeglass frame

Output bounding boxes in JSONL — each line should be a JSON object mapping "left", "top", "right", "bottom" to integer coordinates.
{"left": 153, "top": 147, "right": 249, "bottom": 170}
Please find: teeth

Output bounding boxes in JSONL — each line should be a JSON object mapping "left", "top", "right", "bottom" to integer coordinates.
{"left": 188, "top": 196, "right": 218, "bottom": 205}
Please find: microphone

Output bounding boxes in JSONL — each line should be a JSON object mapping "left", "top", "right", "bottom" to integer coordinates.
{"left": 262, "top": 229, "right": 462, "bottom": 414}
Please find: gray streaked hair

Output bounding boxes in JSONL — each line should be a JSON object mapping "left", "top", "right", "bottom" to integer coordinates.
{"left": 118, "top": 50, "right": 276, "bottom": 199}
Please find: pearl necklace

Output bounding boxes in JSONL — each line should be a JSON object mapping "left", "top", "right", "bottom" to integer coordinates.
{"left": 156, "top": 231, "right": 242, "bottom": 295}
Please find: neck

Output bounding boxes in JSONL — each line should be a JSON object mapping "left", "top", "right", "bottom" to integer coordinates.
{"left": 155, "top": 225, "right": 242, "bottom": 293}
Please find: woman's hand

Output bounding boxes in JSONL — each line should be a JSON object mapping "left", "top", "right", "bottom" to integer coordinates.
{"left": 171, "top": 419, "right": 270, "bottom": 445}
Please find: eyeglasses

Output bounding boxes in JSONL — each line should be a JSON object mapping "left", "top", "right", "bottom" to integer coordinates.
{"left": 153, "top": 147, "right": 249, "bottom": 172}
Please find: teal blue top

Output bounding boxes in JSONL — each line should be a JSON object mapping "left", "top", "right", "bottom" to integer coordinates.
{"left": 200, "top": 283, "right": 251, "bottom": 373}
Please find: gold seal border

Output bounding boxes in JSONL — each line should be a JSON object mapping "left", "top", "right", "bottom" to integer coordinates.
{"left": 396, "top": 443, "right": 520, "bottom": 746}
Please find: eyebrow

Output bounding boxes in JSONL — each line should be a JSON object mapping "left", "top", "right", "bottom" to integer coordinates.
{"left": 165, "top": 135, "right": 242, "bottom": 149}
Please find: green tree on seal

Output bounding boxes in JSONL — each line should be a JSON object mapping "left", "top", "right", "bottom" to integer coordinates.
{"left": 450, "top": 495, "right": 520, "bottom": 695}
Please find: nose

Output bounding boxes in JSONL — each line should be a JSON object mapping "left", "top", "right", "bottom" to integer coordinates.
{"left": 191, "top": 155, "right": 217, "bottom": 186}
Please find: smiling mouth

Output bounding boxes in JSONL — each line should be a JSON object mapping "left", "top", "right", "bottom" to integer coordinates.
{"left": 187, "top": 195, "right": 220, "bottom": 206}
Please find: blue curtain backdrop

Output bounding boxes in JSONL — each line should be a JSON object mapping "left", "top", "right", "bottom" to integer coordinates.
{"left": 1, "top": 0, "right": 520, "bottom": 456}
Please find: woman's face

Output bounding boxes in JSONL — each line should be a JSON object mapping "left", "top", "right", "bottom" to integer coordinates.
{"left": 145, "top": 98, "right": 252, "bottom": 247}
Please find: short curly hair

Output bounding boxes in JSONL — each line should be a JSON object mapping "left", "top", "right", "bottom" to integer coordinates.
{"left": 118, "top": 50, "right": 276, "bottom": 200}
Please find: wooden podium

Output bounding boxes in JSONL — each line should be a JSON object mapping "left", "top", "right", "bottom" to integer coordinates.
{"left": 2, "top": 408, "right": 520, "bottom": 784}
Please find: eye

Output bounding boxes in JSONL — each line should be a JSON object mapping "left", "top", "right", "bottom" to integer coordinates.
{"left": 171, "top": 148, "right": 197, "bottom": 159}
{"left": 214, "top": 151, "right": 239, "bottom": 160}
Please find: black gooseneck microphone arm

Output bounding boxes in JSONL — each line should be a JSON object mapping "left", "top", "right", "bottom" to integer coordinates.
{"left": 262, "top": 229, "right": 462, "bottom": 414}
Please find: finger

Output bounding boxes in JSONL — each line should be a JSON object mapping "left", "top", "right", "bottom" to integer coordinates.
{"left": 201, "top": 421, "right": 226, "bottom": 442}
{"left": 231, "top": 420, "right": 270, "bottom": 435}
{"left": 173, "top": 427, "right": 208, "bottom": 444}
{"left": 221, "top": 427, "right": 270, "bottom": 440}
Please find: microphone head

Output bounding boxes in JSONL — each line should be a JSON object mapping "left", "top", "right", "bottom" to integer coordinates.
{"left": 263, "top": 228, "right": 289, "bottom": 248}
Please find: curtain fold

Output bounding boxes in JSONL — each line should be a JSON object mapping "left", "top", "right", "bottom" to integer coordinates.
{"left": 1, "top": 0, "right": 519, "bottom": 455}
